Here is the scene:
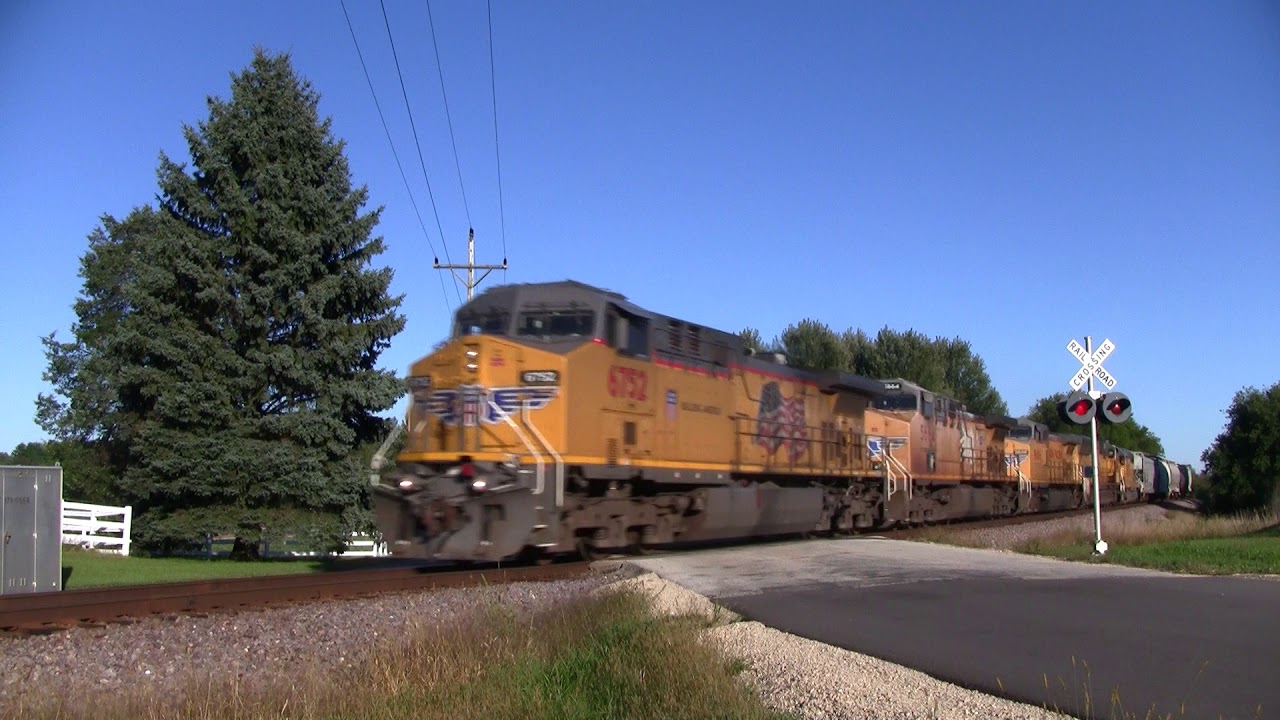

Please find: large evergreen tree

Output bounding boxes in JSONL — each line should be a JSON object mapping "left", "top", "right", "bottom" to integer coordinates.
{"left": 37, "top": 49, "right": 405, "bottom": 554}
{"left": 1024, "top": 393, "right": 1165, "bottom": 456}
{"left": 1197, "top": 381, "right": 1280, "bottom": 515}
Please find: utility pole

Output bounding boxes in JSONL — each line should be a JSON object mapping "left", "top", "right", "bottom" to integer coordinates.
{"left": 434, "top": 227, "right": 507, "bottom": 302}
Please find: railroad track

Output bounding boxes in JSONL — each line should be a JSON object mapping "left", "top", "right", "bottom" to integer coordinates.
{"left": 0, "top": 560, "right": 593, "bottom": 636}
{"left": 874, "top": 502, "right": 1140, "bottom": 539}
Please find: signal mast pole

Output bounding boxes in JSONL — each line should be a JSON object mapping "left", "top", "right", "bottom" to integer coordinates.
{"left": 1085, "top": 335, "right": 1106, "bottom": 556}
{"left": 435, "top": 227, "right": 507, "bottom": 302}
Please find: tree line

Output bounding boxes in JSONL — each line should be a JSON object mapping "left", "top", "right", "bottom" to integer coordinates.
{"left": 10, "top": 50, "right": 1275, "bottom": 558}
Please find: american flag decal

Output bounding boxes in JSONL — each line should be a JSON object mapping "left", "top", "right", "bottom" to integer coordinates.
{"left": 754, "top": 381, "right": 809, "bottom": 461}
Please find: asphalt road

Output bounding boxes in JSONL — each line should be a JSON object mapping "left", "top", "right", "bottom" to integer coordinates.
{"left": 630, "top": 538, "right": 1279, "bottom": 720}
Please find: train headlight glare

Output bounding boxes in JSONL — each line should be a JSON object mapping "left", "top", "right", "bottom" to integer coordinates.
{"left": 471, "top": 479, "right": 487, "bottom": 491}
{"left": 398, "top": 479, "right": 416, "bottom": 490}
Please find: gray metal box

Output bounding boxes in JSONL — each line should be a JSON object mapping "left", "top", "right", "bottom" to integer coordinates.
{"left": 1, "top": 465, "right": 63, "bottom": 594}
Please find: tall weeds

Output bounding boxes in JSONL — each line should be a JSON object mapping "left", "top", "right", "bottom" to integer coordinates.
{"left": 6, "top": 588, "right": 790, "bottom": 720}
{"left": 1019, "top": 507, "right": 1278, "bottom": 554}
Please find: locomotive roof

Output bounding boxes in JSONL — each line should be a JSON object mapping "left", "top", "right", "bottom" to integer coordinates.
{"left": 808, "top": 369, "right": 889, "bottom": 397}
{"left": 457, "top": 279, "right": 887, "bottom": 398}
{"left": 878, "top": 377, "right": 965, "bottom": 406}
{"left": 461, "top": 279, "right": 648, "bottom": 316}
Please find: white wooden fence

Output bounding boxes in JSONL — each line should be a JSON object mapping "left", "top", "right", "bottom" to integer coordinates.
{"left": 60, "top": 500, "right": 389, "bottom": 558}
{"left": 61, "top": 501, "right": 133, "bottom": 556}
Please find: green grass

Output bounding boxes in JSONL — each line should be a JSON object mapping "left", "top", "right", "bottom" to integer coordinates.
{"left": 1028, "top": 523, "right": 1280, "bottom": 575}
{"left": 11, "top": 586, "right": 797, "bottom": 720}
{"left": 919, "top": 505, "right": 1280, "bottom": 576}
{"left": 59, "top": 545, "right": 383, "bottom": 589}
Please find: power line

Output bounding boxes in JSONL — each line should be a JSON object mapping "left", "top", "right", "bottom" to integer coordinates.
{"left": 379, "top": 0, "right": 463, "bottom": 306}
{"left": 425, "top": 0, "right": 472, "bottom": 230}
{"left": 486, "top": 0, "right": 509, "bottom": 283}
{"left": 339, "top": 0, "right": 453, "bottom": 314}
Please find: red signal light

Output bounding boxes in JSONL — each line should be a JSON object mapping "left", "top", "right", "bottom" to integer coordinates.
{"left": 1058, "top": 391, "right": 1096, "bottom": 426}
{"left": 1099, "top": 392, "right": 1132, "bottom": 424}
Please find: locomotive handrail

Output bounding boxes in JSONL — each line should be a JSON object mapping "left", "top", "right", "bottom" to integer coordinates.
{"left": 881, "top": 436, "right": 913, "bottom": 501}
{"left": 487, "top": 398, "right": 545, "bottom": 496}
{"left": 521, "top": 401, "right": 564, "bottom": 508}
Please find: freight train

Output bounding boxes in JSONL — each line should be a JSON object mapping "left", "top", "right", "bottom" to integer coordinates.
{"left": 370, "top": 280, "right": 1194, "bottom": 563}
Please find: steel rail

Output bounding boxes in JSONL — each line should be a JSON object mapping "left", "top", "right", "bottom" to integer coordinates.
{"left": 874, "top": 504, "right": 1137, "bottom": 539}
{"left": 0, "top": 561, "right": 592, "bottom": 633}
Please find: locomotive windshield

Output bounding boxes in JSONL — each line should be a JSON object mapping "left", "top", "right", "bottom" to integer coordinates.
{"left": 516, "top": 309, "right": 595, "bottom": 339}
{"left": 873, "top": 393, "right": 918, "bottom": 411}
{"left": 1009, "top": 426, "right": 1033, "bottom": 440}
{"left": 454, "top": 308, "right": 511, "bottom": 336}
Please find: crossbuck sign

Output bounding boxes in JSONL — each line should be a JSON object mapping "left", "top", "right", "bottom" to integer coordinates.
{"left": 1067, "top": 338, "right": 1117, "bottom": 391}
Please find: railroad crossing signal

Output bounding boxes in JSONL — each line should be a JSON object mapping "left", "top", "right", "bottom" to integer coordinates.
{"left": 1067, "top": 338, "right": 1117, "bottom": 391}
{"left": 1063, "top": 335, "right": 1128, "bottom": 558}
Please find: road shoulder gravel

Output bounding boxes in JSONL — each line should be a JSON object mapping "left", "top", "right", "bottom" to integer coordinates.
{"left": 606, "top": 566, "right": 1076, "bottom": 720}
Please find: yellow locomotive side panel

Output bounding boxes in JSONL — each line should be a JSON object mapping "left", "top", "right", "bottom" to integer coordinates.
{"left": 1005, "top": 437, "right": 1032, "bottom": 485}
{"left": 863, "top": 409, "right": 912, "bottom": 473}
{"left": 653, "top": 360, "right": 736, "bottom": 470}
{"left": 1046, "top": 436, "right": 1086, "bottom": 488}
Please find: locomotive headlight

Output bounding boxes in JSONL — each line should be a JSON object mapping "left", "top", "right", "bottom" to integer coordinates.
{"left": 471, "top": 478, "right": 488, "bottom": 492}
{"left": 465, "top": 347, "right": 479, "bottom": 372}
{"left": 398, "top": 479, "right": 417, "bottom": 491}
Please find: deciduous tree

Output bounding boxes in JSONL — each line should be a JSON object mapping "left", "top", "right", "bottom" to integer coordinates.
{"left": 1197, "top": 381, "right": 1280, "bottom": 515}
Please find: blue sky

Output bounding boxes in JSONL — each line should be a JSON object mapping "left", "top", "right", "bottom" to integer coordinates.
{"left": 2, "top": 0, "right": 1277, "bottom": 470}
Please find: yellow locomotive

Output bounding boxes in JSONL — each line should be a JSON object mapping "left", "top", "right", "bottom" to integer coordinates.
{"left": 371, "top": 280, "right": 1149, "bottom": 562}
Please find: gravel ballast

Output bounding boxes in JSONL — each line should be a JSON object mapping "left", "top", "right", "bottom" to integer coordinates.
{"left": 0, "top": 570, "right": 620, "bottom": 714}
{"left": 930, "top": 502, "right": 1173, "bottom": 551}
{"left": 3, "top": 505, "right": 1135, "bottom": 718}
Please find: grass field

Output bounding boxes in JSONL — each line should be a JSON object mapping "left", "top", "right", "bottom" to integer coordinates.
{"left": 923, "top": 505, "right": 1280, "bottom": 576}
{"left": 1027, "top": 522, "right": 1280, "bottom": 575}
{"left": 59, "top": 545, "right": 384, "bottom": 589}
{"left": 13, "top": 585, "right": 796, "bottom": 720}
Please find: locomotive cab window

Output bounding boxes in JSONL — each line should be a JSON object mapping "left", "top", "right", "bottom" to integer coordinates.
{"left": 873, "top": 393, "right": 918, "bottom": 412}
{"left": 453, "top": 308, "right": 510, "bottom": 337}
{"left": 516, "top": 308, "right": 595, "bottom": 338}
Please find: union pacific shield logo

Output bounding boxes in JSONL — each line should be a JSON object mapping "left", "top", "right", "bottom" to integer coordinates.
{"left": 425, "top": 385, "right": 559, "bottom": 427}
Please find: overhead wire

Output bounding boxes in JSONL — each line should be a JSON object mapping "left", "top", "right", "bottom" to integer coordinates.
{"left": 486, "top": 0, "right": 509, "bottom": 283}
{"left": 379, "top": 0, "right": 464, "bottom": 306}
{"left": 339, "top": 0, "right": 453, "bottom": 314}
{"left": 425, "top": 0, "right": 472, "bottom": 231}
